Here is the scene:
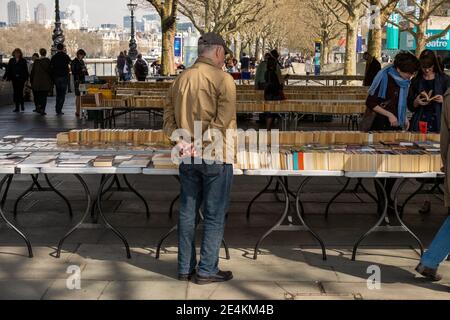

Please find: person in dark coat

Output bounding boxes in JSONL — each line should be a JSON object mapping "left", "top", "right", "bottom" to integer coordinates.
{"left": 30, "top": 48, "right": 52, "bottom": 115}
{"left": 3, "top": 48, "right": 29, "bottom": 112}
{"left": 363, "top": 52, "right": 382, "bottom": 87}
{"left": 50, "top": 43, "right": 72, "bottom": 115}
{"left": 407, "top": 49, "right": 450, "bottom": 215}
{"left": 365, "top": 51, "right": 420, "bottom": 215}
{"left": 408, "top": 49, "right": 450, "bottom": 133}
{"left": 71, "top": 49, "right": 88, "bottom": 117}
{"left": 116, "top": 51, "right": 126, "bottom": 81}
{"left": 134, "top": 54, "right": 149, "bottom": 81}
{"left": 263, "top": 50, "right": 284, "bottom": 130}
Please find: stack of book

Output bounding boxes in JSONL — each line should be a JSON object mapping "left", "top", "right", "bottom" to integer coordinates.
{"left": 57, "top": 129, "right": 171, "bottom": 146}
{"left": 118, "top": 155, "right": 152, "bottom": 168}
{"left": 152, "top": 153, "right": 177, "bottom": 169}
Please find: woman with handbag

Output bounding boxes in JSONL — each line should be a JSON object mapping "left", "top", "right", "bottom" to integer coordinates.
{"left": 363, "top": 51, "right": 420, "bottom": 214}
{"left": 3, "top": 48, "right": 29, "bottom": 112}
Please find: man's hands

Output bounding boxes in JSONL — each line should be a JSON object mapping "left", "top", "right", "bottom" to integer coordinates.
{"left": 176, "top": 140, "right": 198, "bottom": 158}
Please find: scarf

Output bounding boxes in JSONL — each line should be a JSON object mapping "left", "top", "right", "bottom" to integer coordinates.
{"left": 368, "top": 65, "right": 411, "bottom": 129}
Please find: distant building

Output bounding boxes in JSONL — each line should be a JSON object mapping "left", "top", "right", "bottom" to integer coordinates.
{"left": 34, "top": 3, "right": 47, "bottom": 25}
{"left": 101, "top": 24, "right": 118, "bottom": 30}
{"left": 124, "top": 15, "right": 146, "bottom": 32}
{"left": 7, "top": 1, "right": 21, "bottom": 26}
{"left": 123, "top": 16, "right": 132, "bottom": 29}
{"left": 177, "top": 22, "right": 195, "bottom": 33}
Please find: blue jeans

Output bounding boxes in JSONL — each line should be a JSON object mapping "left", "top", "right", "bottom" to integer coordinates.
{"left": 54, "top": 76, "right": 69, "bottom": 113}
{"left": 178, "top": 160, "right": 233, "bottom": 276}
{"left": 421, "top": 216, "right": 450, "bottom": 269}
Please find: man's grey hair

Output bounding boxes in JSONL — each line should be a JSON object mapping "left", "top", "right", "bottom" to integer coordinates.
{"left": 198, "top": 44, "right": 221, "bottom": 57}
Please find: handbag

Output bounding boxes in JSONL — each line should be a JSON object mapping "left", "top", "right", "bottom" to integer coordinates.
{"left": 359, "top": 100, "right": 390, "bottom": 132}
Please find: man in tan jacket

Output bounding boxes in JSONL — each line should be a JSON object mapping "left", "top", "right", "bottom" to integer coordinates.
{"left": 415, "top": 87, "right": 450, "bottom": 282}
{"left": 163, "top": 32, "right": 236, "bottom": 285}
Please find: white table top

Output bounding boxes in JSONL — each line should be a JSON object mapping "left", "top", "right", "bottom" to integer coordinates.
{"left": 14, "top": 167, "right": 40, "bottom": 174}
{"left": 244, "top": 170, "right": 344, "bottom": 177}
{"left": 40, "top": 167, "right": 142, "bottom": 175}
{"left": 0, "top": 167, "right": 16, "bottom": 174}
{"left": 345, "top": 171, "right": 443, "bottom": 178}
{"left": 142, "top": 168, "right": 244, "bottom": 176}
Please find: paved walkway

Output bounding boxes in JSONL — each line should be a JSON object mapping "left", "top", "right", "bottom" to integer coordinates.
{"left": 0, "top": 96, "right": 449, "bottom": 299}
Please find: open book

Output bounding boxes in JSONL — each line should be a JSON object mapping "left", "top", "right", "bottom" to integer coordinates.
{"left": 419, "top": 90, "right": 440, "bottom": 102}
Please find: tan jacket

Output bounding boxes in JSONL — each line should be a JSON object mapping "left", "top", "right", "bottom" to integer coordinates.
{"left": 440, "top": 87, "right": 450, "bottom": 207}
{"left": 163, "top": 57, "right": 237, "bottom": 164}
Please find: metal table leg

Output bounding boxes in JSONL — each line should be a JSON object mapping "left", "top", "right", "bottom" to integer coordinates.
{"left": 123, "top": 175, "right": 150, "bottom": 219}
{"left": 97, "top": 174, "right": 131, "bottom": 259}
{"left": 325, "top": 178, "right": 351, "bottom": 219}
{"left": 14, "top": 174, "right": 72, "bottom": 219}
{"left": 91, "top": 174, "right": 150, "bottom": 222}
{"left": 169, "top": 194, "right": 180, "bottom": 219}
{"left": 56, "top": 174, "right": 91, "bottom": 258}
{"left": 253, "top": 176, "right": 307, "bottom": 260}
{"left": 44, "top": 174, "right": 73, "bottom": 218}
{"left": 0, "top": 174, "right": 33, "bottom": 258}
{"left": 393, "top": 179, "right": 425, "bottom": 255}
{"left": 168, "top": 176, "right": 180, "bottom": 219}
{"left": 295, "top": 176, "right": 327, "bottom": 260}
{"left": 352, "top": 178, "right": 388, "bottom": 260}
{"left": 246, "top": 177, "right": 274, "bottom": 220}
{"left": 0, "top": 175, "right": 13, "bottom": 208}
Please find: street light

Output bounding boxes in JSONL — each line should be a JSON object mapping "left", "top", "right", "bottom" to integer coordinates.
{"left": 51, "top": 0, "right": 65, "bottom": 55}
{"left": 127, "top": 0, "right": 138, "bottom": 60}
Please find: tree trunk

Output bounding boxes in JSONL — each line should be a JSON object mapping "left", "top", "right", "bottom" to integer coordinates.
{"left": 234, "top": 34, "right": 241, "bottom": 59}
{"left": 161, "top": 21, "right": 175, "bottom": 76}
{"left": 415, "top": 22, "right": 427, "bottom": 57}
{"left": 367, "top": 0, "right": 382, "bottom": 59}
{"left": 321, "top": 41, "right": 329, "bottom": 66}
{"left": 367, "top": 28, "right": 382, "bottom": 60}
{"left": 344, "top": 18, "right": 357, "bottom": 75}
{"left": 255, "top": 37, "right": 261, "bottom": 62}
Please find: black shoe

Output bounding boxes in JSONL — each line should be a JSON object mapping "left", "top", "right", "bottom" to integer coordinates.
{"left": 415, "top": 263, "right": 442, "bottom": 282}
{"left": 178, "top": 270, "right": 196, "bottom": 281}
{"left": 40, "top": 111, "right": 47, "bottom": 115}
{"left": 32, "top": 109, "right": 38, "bottom": 113}
{"left": 194, "top": 270, "right": 233, "bottom": 285}
{"left": 13, "top": 109, "right": 19, "bottom": 113}
{"left": 56, "top": 112, "right": 64, "bottom": 115}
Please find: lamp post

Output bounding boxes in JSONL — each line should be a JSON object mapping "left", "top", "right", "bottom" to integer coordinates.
{"left": 127, "top": 0, "right": 138, "bottom": 60}
{"left": 51, "top": 0, "right": 65, "bottom": 55}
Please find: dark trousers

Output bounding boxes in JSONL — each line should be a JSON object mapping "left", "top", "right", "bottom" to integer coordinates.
{"left": 178, "top": 160, "right": 233, "bottom": 276}
{"left": 54, "top": 76, "right": 69, "bottom": 113}
{"left": 33, "top": 90, "right": 48, "bottom": 112}
{"left": 12, "top": 80, "right": 25, "bottom": 110}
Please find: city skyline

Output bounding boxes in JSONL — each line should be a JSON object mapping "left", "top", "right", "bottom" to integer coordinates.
{"left": 0, "top": 0, "right": 150, "bottom": 27}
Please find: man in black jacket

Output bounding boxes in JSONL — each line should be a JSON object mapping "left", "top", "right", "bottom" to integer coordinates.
{"left": 363, "top": 52, "right": 382, "bottom": 87}
{"left": 50, "top": 43, "right": 71, "bottom": 115}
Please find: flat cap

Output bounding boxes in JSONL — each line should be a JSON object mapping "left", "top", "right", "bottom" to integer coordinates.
{"left": 198, "top": 32, "right": 232, "bottom": 55}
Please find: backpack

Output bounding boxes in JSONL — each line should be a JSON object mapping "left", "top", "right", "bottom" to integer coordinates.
{"left": 135, "top": 59, "right": 149, "bottom": 77}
